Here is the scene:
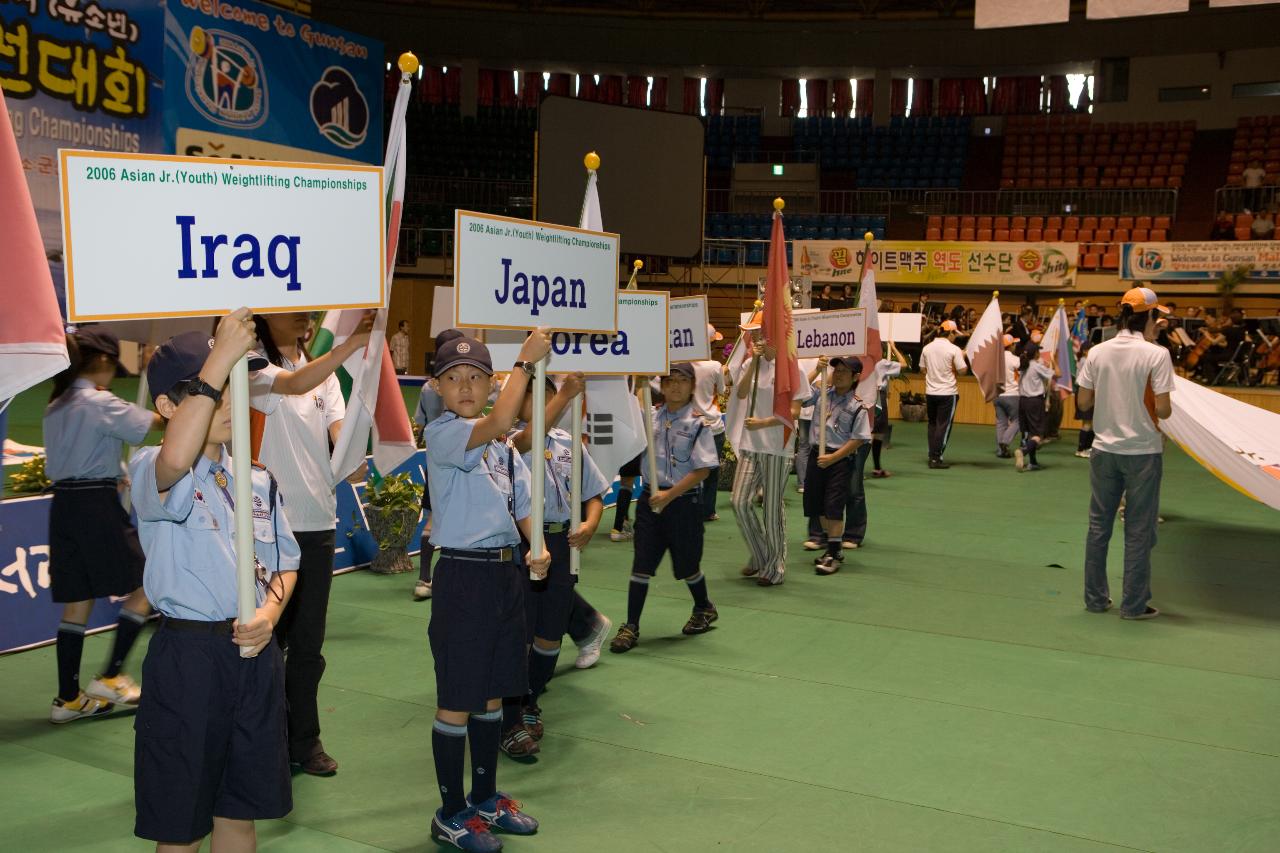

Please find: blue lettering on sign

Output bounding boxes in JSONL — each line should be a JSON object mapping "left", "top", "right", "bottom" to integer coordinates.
{"left": 550, "top": 330, "right": 629, "bottom": 356}
{"left": 495, "top": 258, "right": 586, "bottom": 317}
{"left": 670, "top": 328, "right": 694, "bottom": 348}
{"left": 176, "top": 215, "right": 302, "bottom": 291}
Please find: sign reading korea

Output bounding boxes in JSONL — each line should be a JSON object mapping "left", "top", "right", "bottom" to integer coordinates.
{"left": 1120, "top": 241, "right": 1280, "bottom": 281}
{"left": 796, "top": 240, "right": 1078, "bottom": 288}
{"left": 59, "top": 150, "right": 385, "bottom": 321}
{"left": 793, "top": 308, "right": 868, "bottom": 358}
{"left": 486, "top": 291, "right": 669, "bottom": 376}
{"left": 455, "top": 210, "right": 620, "bottom": 333}
{"left": 669, "top": 295, "right": 711, "bottom": 363}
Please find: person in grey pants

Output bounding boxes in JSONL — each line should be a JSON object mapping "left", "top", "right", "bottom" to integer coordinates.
{"left": 994, "top": 334, "right": 1020, "bottom": 458}
{"left": 1075, "top": 287, "right": 1176, "bottom": 621}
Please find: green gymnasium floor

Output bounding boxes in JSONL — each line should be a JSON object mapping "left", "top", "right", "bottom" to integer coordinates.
{"left": 2, "top": 411, "right": 1279, "bottom": 851}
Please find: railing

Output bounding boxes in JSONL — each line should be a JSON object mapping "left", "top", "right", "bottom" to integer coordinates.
{"left": 1215, "top": 185, "right": 1280, "bottom": 214}
{"left": 706, "top": 188, "right": 892, "bottom": 218}
{"left": 397, "top": 227, "right": 452, "bottom": 267}
{"left": 729, "top": 150, "right": 820, "bottom": 164}
{"left": 404, "top": 175, "right": 533, "bottom": 216}
{"left": 921, "top": 189, "right": 1179, "bottom": 217}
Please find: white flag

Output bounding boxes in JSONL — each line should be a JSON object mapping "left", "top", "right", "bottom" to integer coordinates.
{"left": 583, "top": 376, "right": 647, "bottom": 481}
{"left": 1087, "top": 0, "right": 1187, "bottom": 19}
{"left": 975, "top": 0, "right": 1069, "bottom": 28}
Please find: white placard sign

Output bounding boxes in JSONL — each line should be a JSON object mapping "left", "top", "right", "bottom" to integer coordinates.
{"left": 59, "top": 150, "right": 385, "bottom": 322}
{"left": 793, "top": 308, "right": 869, "bottom": 358}
{"left": 668, "top": 295, "right": 710, "bottom": 363}
{"left": 879, "top": 312, "right": 923, "bottom": 343}
{"left": 431, "top": 285, "right": 456, "bottom": 337}
{"left": 485, "top": 291, "right": 669, "bottom": 376}
{"left": 454, "top": 210, "right": 620, "bottom": 333}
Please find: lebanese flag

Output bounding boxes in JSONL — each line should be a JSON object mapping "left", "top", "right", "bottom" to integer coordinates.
{"left": 965, "top": 294, "right": 1005, "bottom": 403}
{"left": 0, "top": 89, "right": 67, "bottom": 404}
{"left": 761, "top": 210, "right": 804, "bottom": 440}
{"left": 328, "top": 69, "right": 415, "bottom": 483}
{"left": 852, "top": 240, "right": 882, "bottom": 406}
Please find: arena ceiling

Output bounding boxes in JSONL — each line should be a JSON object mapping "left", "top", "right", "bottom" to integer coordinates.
{"left": 319, "top": 0, "right": 1001, "bottom": 22}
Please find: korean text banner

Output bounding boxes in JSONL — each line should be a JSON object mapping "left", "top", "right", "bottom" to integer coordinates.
{"left": 164, "top": 0, "right": 383, "bottom": 165}
{"left": 1, "top": 0, "right": 164, "bottom": 314}
{"left": 454, "top": 210, "right": 620, "bottom": 333}
{"left": 60, "top": 150, "right": 384, "bottom": 321}
{"left": 794, "top": 308, "right": 868, "bottom": 358}
{"left": 1120, "top": 241, "right": 1280, "bottom": 281}
{"left": 796, "top": 240, "right": 1078, "bottom": 287}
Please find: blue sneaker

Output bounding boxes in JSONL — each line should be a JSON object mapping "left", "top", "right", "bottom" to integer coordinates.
{"left": 430, "top": 807, "right": 503, "bottom": 852}
{"left": 470, "top": 792, "right": 539, "bottom": 836}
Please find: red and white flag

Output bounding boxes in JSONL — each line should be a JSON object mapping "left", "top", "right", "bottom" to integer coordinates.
{"left": 329, "top": 68, "right": 415, "bottom": 482}
{"left": 965, "top": 294, "right": 1005, "bottom": 403}
{"left": 761, "top": 209, "right": 804, "bottom": 440}
{"left": 853, "top": 242, "right": 883, "bottom": 406}
{"left": 0, "top": 89, "right": 67, "bottom": 405}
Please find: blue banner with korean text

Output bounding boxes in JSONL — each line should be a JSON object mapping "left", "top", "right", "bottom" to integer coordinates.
{"left": 1, "top": 0, "right": 165, "bottom": 315}
{"left": 163, "top": 0, "right": 383, "bottom": 166}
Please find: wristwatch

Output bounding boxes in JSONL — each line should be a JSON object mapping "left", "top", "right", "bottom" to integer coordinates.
{"left": 513, "top": 360, "right": 537, "bottom": 377}
{"left": 186, "top": 378, "right": 223, "bottom": 404}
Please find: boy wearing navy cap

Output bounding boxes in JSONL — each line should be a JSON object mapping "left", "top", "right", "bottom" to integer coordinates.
{"left": 424, "top": 331, "right": 552, "bottom": 852}
{"left": 127, "top": 309, "right": 301, "bottom": 851}
{"left": 610, "top": 362, "right": 720, "bottom": 653}
{"left": 803, "top": 356, "right": 871, "bottom": 576}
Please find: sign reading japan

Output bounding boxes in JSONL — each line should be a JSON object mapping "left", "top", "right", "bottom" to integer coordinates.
{"left": 793, "top": 308, "right": 868, "bottom": 358}
{"left": 668, "top": 295, "right": 710, "bottom": 363}
{"left": 486, "top": 291, "right": 670, "bottom": 375}
{"left": 59, "top": 150, "right": 385, "bottom": 322}
{"left": 454, "top": 210, "right": 620, "bottom": 333}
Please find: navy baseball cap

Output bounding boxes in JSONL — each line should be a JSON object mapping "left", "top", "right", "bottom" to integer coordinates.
{"left": 830, "top": 356, "right": 863, "bottom": 375}
{"left": 666, "top": 363, "right": 696, "bottom": 380}
{"left": 433, "top": 335, "right": 492, "bottom": 377}
{"left": 147, "top": 331, "right": 268, "bottom": 403}
{"left": 434, "top": 328, "right": 465, "bottom": 350}
{"left": 73, "top": 327, "right": 121, "bottom": 362}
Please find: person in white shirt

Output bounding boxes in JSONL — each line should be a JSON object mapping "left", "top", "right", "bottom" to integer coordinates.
{"left": 250, "top": 311, "right": 372, "bottom": 776}
{"left": 691, "top": 331, "right": 727, "bottom": 520}
{"left": 994, "top": 334, "right": 1020, "bottom": 458}
{"left": 731, "top": 338, "right": 810, "bottom": 586}
{"left": 919, "top": 319, "right": 968, "bottom": 468}
{"left": 1076, "top": 287, "right": 1176, "bottom": 621}
{"left": 869, "top": 351, "right": 903, "bottom": 478}
{"left": 1012, "top": 343, "right": 1059, "bottom": 472}
{"left": 390, "top": 320, "right": 411, "bottom": 375}
{"left": 793, "top": 356, "right": 820, "bottom": 491}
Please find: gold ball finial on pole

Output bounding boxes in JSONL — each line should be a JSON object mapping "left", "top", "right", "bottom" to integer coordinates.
{"left": 993, "top": 290, "right": 999, "bottom": 298}
{"left": 773, "top": 197, "right": 785, "bottom": 211}
{"left": 584, "top": 151, "right": 601, "bottom": 171}
{"left": 1059, "top": 297, "right": 1066, "bottom": 305}
{"left": 864, "top": 231, "right": 875, "bottom": 241}
{"left": 633, "top": 259, "right": 644, "bottom": 271}
{"left": 397, "top": 52, "right": 420, "bottom": 75}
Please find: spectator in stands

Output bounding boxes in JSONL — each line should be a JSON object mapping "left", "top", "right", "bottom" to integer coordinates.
{"left": 1086, "top": 303, "right": 1101, "bottom": 331}
{"left": 1100, "top": 314, "right": 1115, "bottom": 329}
{"left": 1244, "top": 160, "right": 1266, "bottom": 210}
{"left": 840, "top": 284, "right": 856, "bottom": 309}
{"left": 815, "top": 284, "right": 833, "bottom": 310}
{"left": 1210, "top": 211, "right": 1236, "bottom": 240}
{"left": 1198, "top": 309, "right": 1247, "bottom": 383}
{"left": 391, "top": 321, "right": 411, "bottom": 375}
{"left": 912, "top": 292, "right": 933, "bottom": 317}
{"left": 1011, "top": 305, "right": 1035, "bottom": 345}
{"left": 1251, "top": 208, "right": 1275, "bottom": 241}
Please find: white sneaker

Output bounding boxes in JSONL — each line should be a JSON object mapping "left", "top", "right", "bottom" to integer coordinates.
{"left": 412, "top": 580, "right": 432, "bottom": 601}
{"left": 50, "top": 691, "right": 113, "bottom": 724}
{"left": 842, "top": 541, "right": 859, "bottom": 550}
{"left": 802, "top": 539, "right": 821, "bottom": 551}
{"left": 1075, "top": 449, "right": 1091, "bottom": 458}
{"left": 86, "top": 674, "right": 140, "bottom": 705}
{"left": 1014, "top": 447, "right": 1026, "bottom": 471}
{"left": 575, "top": 614, "right": 612, "bottom": 669}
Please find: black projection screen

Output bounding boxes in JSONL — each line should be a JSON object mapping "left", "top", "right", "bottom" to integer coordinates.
{"left": 536, "top": 96, "right": 705, "bottom": 258}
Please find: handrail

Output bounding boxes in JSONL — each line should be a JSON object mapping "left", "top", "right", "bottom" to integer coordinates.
{"left": 1214, "top": 185, "right": 1280, "bottom": 215}
{"left": 921, "top": 188, "right": 1178, "bottom": 217}
{"left": 706, "top": 188, "right": 891, "bottom": 217}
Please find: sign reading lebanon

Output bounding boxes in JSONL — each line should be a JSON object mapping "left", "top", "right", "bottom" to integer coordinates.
{"left": 485, "top": 291, "right": 669, "bottom": 376}
{"left": 793, "top": 308, "right": 868, "bottom": 358}
{"left": 668, "top": 295, "right": 711, "bottom": 363}
{"left": 59, "top": 151, "right": 385, "bottom": 321}
{"left": 455, "top": 210, "right": 620, "bottom": 333}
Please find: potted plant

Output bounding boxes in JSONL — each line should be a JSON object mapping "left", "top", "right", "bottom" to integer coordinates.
{"left": 899, "top": 390, "right": 927, "bottom": 422}
{"left": 1218, "top": 263, "right": 1252, "bottom": 314}
{"left": 9, "top": 455, "right": 51, "bottom": 494}
{"left": 364, "top": 472, "right": 423, "bottom": 574}
{"left": 719, "top": 440, "right": 738, "bottom": 489}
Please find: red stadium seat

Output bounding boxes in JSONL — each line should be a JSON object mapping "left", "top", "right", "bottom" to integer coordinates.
{"left": 1082, "top": 216, "right": 1098, "bottom": 230}
{"left": 1077, "top": 228, "right": 1094, "bottom": 242}
{"left": 1043, "top": 228, "right": 1060, "bottom": 241}
{"left": 1026, "top": 227, "right": 1043, "bottom": 241}
{"left": 1082, "top": 252, "right": 1101, "bottom": 269}
{"left": 1012, "top": 216, "right": 1027, "bottom": 229}
{"left": 1154, "top": 215, "right": 1172, "bottom": 230}
{"left": 1113, "top": 228, "right": 1130, "bottom": 242}
{"left": 1101, "top": 250, "right": 1119, "bottom": 270}
{"left": 1234, "top": 227, "right": 1252, "bottom": 240}
{"left": 977, "top": 228, "right": 993, "bottom": 241}
{"left": 960, "top": 227, "right": 976, "bottom": 241}
{"left": 1099, "top": 216, "right": 1116, "bottom": 230}
{"left": 1131, "top": 228, "right": 1149, "bottom": 241}
{"left": 1061, "top": 228, "right": 1078, "bottom": 241}
{"left": 1094, "top": 229, "right": 1112, "bottom": 242}
{"left": 927, "top": 216, "right": 942, "bottom": 229}
{"left": 994, "top": 216, "right": 1010, "bottom": 230}
{"left": 994, "top": 228, "right": 1010, "bottom": 241}
{"left": 943, "top": 227, "right": 959, "bottom": 241}
{"left": 977, "top": 216, "right": 993, "bottom": 230}
{"left": 1010, "top": 228, "right": 1026, "bottom": 242}
{"left": 1150, "top": 229, "right": 1168, "bottom": 241}
{"left": 1046, "top": 216, "right": 1063, "bottom": 229}
{"left": 926, "top": 227, "right": 942, "bottom": 241}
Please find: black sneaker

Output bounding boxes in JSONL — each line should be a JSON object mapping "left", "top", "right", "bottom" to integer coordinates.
{"left": 682, "top": 604, "right": 718, "bottom": 635}
{"left": 1122, "top": 606, "right": 1160, "bottom": 621}
{"left": 522, "top": 705, "right": 543, "bottom": 741}
{"left": 815, "top": 555, "right": 841, "bottom": 575}
{"left": 813, "top": 550, "right": 844, "bottom": 565}
{"left": 928, "top": 459, "right": 951, "bottom": 469}
{"left": 500, "top": 725, "right": 540, "bottom": 759}
{"left": 609, "top": 623, "right": 640, "bottom": 653}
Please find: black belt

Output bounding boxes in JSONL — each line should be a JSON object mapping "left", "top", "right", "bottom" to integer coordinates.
{"left": 544, "top": 522, "right": 568, "bottom": 534}
{"left": 160, "top": 616, "right": 235, "bottom": 635}
{"left": 52, "top": 478, "right": 119, "bottom": 491}
{"left": 649, "top": 487, "right": 700, "bottom": 498}
{"left": 440, "top": 546, "right": 516, "bottom": 563}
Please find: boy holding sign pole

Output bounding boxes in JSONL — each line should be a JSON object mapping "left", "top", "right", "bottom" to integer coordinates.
{"left": 423, "top": 332, "right": 551, "bottom": 851}
{"left": 127, "top": 312, "right": 301, "bottom": 850}
{"left": 611, "top": 364, "right": 719, "bottom": 653}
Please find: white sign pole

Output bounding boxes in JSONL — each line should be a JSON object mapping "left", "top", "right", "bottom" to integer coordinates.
{"left": 639, "top": 383, "right": 662, "bottom": 514}
{"left": 229, "top": 355, "right": 256, "bottom": 654}
{"left": 817, "top": 367, "right": 829, "bottom": 455}
{"left": 530, "top": 362, "right": 546, "bottom": 576}
{"left": 569, "top": 392, "right": 583, "bottom": 575}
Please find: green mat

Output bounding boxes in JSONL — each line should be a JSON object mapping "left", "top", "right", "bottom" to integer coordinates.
{"left": 1, "top": 422, "right": 1277, "bottom": 852}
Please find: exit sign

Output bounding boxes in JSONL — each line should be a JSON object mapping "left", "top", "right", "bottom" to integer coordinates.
{"left": 772, "top": 164, "right": 784, "bottom": 176}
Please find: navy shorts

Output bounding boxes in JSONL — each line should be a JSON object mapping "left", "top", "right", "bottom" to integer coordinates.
{"left": 49, "top": 483, "right": 145, "bottom": 602}
{"left": 429, "top": 554, "right": 527, "bottom": 712}
{"left": 134, "top": 620, "right": 291, "bottom": 844}
{"left": 525, "top": 531, "right": 575, "bottom": 643}
{"left": 803, "top": 447, "right": 853, "bottom": 520}
{"left": 619, "top": 452, "right": 643, "bottom": 478}
{"left": 1019, "top": 394, "right": 1048, "bottom": 438}
{"left": 632, "top": 491, "right": 704, "bottom": 580}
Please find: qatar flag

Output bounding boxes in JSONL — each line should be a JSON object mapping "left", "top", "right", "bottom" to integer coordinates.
{"left": 965, "top": 295, "right": 1006, "bottom": 403}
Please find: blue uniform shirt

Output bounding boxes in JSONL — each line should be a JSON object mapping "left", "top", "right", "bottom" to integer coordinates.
{"left": 425, "top": 411, "right": 533, "bottom": 549}
{"left": 521, "top": 426, "right": 611, "bottom": 524}
{"left": 129, "top": 446, "right": 301, "bottom": 621}
{"left": 43, "top": 379, "right": 153, "bottom": 481}
{"left": 652, "top": 402, "right": 719, "bottom": 488}
{"left": 807, "top": 387, "right": 871, "bottom": 448}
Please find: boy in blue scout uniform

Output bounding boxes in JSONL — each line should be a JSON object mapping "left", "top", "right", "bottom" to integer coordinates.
{"left": 424, "top": 332, "right": 553, "bottom": 853}
{"left": 126, "top": 311, "right": 302, "bottom": 851}
{"left": 610, "top": 362, "right": 720, "bottom": 654}
{"left": 44, "top": 327, "right": 162, "bottom": 722}
{"left": 498, "top": 373, "right": 609, "bottom": 759}
{"left": 802, "top": 356, "right": 872, "bottom": 576}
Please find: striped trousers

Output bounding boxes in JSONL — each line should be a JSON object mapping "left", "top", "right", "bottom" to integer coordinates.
{"left": 731, "top": 450, "right": 791, "bottom": 582}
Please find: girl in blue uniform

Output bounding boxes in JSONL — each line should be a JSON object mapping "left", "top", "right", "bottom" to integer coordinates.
{"left": 44, "top": 328, "right": 161, "bottom": 723}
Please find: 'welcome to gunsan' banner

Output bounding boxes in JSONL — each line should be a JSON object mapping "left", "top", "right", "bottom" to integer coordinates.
{"left": 1120, "top": 241, "right": 1280, "bottom": 281}
{"left": 796, "top": 240, "right": 1078, "bottom": 287}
